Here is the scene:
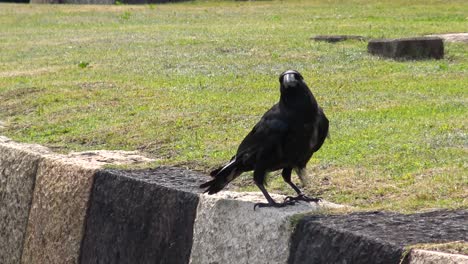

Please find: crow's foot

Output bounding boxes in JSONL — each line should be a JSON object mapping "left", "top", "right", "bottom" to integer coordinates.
{"left": 284, "top": 194, "right": 321, "bottom": 203}
{"left": 253, "top": 200, "right": 296, "bottom": 211}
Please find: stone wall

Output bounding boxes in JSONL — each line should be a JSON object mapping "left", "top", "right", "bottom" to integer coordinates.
{"left": 0, "top": 136, "right": 466, "bottom": 264}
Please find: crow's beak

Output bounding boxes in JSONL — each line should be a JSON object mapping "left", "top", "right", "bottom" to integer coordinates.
{"left": 282, "top": 73, "right": 299, "bottom": 88}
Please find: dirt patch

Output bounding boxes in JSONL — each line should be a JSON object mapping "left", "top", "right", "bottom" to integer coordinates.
{"left": 0, "top": 66, "right": 65, "bottom": 78}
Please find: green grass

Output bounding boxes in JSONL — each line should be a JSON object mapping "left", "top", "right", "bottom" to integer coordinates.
{"left": 0, "top": 0, "right": 467, "bottom": 212}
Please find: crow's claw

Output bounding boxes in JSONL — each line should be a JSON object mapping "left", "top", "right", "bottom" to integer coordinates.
{"left": 253, "top": 200, "right": 296, "bottom": 211}
{"left": 284, "top": 194, "right": 321, "bottom": 203}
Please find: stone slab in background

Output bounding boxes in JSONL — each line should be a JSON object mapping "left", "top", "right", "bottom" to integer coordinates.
{"left": 80, "top": 167, "right": 207, "bottom": 264}
{"left": 288, "top": 210, "right": 468, "bottom": 264}
{"left": 123, "top": 0, "right": 189, "bottom": 3}
{"left": 368, "top": 37, "right": 444, "bottom": 60}
{"left": 190, "top": 191, "right": 344, "bottom": 264}
{"left": 425, "top": 33, "right": 468, "bottom": 43}
{"left": 312, "top": 35, "right": 366, "bottom": 43}
{"left": 0, "top": 142, "right": 43, "bottom": 264}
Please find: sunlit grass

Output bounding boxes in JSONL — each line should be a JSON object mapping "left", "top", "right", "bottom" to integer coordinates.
{"left": 0, "top": 0, "right": 467, "bottom": 212}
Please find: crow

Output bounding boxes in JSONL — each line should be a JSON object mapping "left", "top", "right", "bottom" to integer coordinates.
{"left": 200, "top": 70, "right": 329, "bottom": 209}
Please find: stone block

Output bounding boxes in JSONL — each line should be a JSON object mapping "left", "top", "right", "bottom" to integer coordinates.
{"left": 288, "top": 210, "right": 468, "bottom": 264}
{"left": 368, "top": 37, "right": 444, "bottom": 60}
{"left": 0, "top": 143, "right": 42, "bottom": 264}
{"left": 80, "top": 167, "right": 206, "bottom": 264}
{"left": 21, "top": 158, "right": 98, "bottom": 264}
{"left": 189, "top": 191, "right": 340, "bottom": 264}
{"left": 20, "top": 149, "right": 152, "bottom": 264}
{"left": 123, "top": 0, "right": 189, "bottom": 3}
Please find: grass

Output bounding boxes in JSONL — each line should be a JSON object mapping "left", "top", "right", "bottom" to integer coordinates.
{"left": 0, "top": 0, "right": 467, "bottom": 213}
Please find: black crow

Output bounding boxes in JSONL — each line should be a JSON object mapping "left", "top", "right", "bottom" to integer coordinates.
{"left": 200, "top": 70, "right": 329, "bottom": 209}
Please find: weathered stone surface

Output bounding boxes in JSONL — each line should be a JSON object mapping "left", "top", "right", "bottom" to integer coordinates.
{"left": 289, "top": 210, "right": 468, "bottom": 264}
{"left": 368, "top": 37, "right": 444, "bottom": 60}
{"left": 426, "top": 33, "right": 468, "bottom": 43}
{"left": 406, "top": 249, "right": 468, "bottom": 264}
{"left": 20, "top": 149, "right": 154, "bottom": 263}
{"left": 0, "top": 142, "right": 42, "bottom": 264}
{"left": 80, "top": 167, "right": 206, "bottom": 264}
{"left": 66, "top": 150, "right": 155, "bottom": 167}
{"left": 190, "top": 191, "right": 343, "bottom": 264}
{"left": 312, "top": 35, "right": 366, "bottom": 43}
{"left": 0, "top": 136, "right": 52, "bottom": 155}
{"left": 21, "top": 158, "right": 98, "bottom": 264}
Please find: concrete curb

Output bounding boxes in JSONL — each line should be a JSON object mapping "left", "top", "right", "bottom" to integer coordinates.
{"left": 0, "top": 137, "right": 466, "bottom": 264}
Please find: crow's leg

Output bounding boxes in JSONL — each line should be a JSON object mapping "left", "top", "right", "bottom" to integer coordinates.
{"left": 281, "top": 167, "right": 302, "bottom": 194}
{"left": 284, "top": 193, "right": 321, "bottom": 203}
{"left": 253, "top": 169, "right": 295, "bottom": 210}
{"left": 282, "top": 168, "right": 321, "bottom": 203}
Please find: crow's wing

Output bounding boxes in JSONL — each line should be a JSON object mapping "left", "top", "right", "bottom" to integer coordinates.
{"left": 235, "top": 104, "right": 289, "bottom": 163}
{"left": 311, "top": 107, "right": 329, "bottom": 153}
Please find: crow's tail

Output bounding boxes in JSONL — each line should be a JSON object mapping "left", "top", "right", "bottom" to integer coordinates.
{"left": 200, "top": 157, "right": 241, "bottom": 194}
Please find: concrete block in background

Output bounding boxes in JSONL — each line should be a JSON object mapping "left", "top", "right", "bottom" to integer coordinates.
{"left": 368, "top": 37, "right": 444, "bottom": 60}
{"left": 80, "top": 167, "right": 206, "bottom": 264}
{"left": 312, "top": 35, "right": 366, "bottom": 43}
{"left": 0, "top": 139, "right": 45, "bottom": 264}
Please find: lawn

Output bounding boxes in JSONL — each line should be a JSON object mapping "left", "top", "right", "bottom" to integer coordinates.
{"left": 0, "top": 0, "right": 466, "bottom": 212}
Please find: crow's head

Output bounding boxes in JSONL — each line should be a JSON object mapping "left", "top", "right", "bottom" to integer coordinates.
{"left": 279, "top": 70, "right": 317, "bottom": 109}
{"left": 279, "top": 70, "right": 306, "bottom": 90}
